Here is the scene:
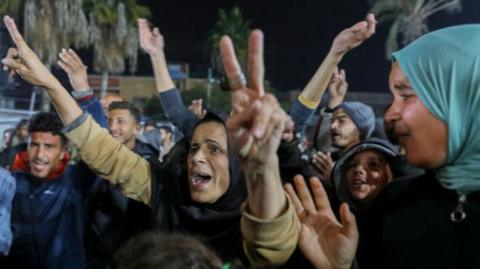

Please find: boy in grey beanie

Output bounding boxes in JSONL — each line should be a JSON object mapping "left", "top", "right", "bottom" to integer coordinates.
{"left": 334, "top": 101, "right": 376, "bottom": 140}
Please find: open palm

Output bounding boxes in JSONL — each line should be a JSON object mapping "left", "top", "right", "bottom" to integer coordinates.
{"left": 330, "top": 14, "right": 376, "bottom": 57}
{"left": 138, "top": 18, "right": 164, "bottom": 56}
{"left": 285, "top": 176, "right": 358, "bottom": 269}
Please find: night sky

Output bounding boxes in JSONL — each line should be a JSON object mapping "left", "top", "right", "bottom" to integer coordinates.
{"left": 1, "top": 0, "right": 479, "bottom": 101}
{"left": 136, "top": 0, "right": 480, "bottom": 93}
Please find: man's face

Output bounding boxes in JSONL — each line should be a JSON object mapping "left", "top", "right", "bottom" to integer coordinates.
{"left": 3, "top": 131, "right": 12, "bottom": 145}
{"left": 159, "top": 129, "right": 171, "bottom": 143}
{"left": 384, "top": 63, "right": 448, "bottom": 169}
{"left": 108, "top": 109, "right": 139, "bottom": 149}
{"left": 17, "top": 124, "right": 29, "bottom": 141}
{"left": 101, "top": 95, "right": 124, "bottom": 114}
{"left": 346, "top": 150, "right": 392, "bottom": 205}
{"left": 330, "top": 109, "right": 361, "bottom": 150}
{"left": 187, "top": 121, "right": 230, "bottom": 204}
{"left": 27, "top": 132, "right": 66, "bottom": 179}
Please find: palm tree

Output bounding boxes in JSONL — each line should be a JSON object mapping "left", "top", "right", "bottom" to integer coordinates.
{"left": 370, "top": 0, "right": 462, "bottom": 59}
{"left": 207, "top": 6, "right": 251, "bottom": 80}
{"left": 0, "top": 0, "right": 22, "bottom": 16}
{"left": 0, "top": 0, "right": 89, "bottom": 111}
{"left": 84, "top": 0, "right": 150, "bottom": 99}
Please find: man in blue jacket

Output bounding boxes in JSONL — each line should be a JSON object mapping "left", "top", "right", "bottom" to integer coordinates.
{"left": 3, "top": 112, "right": 102, "bottom": 269}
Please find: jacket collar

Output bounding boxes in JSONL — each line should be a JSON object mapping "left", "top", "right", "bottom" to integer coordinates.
{"left": 11, "top": 151, "right": 70, "bottom": 180}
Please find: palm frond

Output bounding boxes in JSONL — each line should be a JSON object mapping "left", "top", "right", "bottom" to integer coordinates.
{"left": 369, "top": 0, "right": 462, "bottom": 59}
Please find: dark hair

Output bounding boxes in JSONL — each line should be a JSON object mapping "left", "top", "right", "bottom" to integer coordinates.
{"left": 115, "top": 231, "right": 224, "bottom": 269}
{"left": 108, "top": 101, "right": 142, "bottom": 123}
{"left": 144, "top": 120, "right": 156, "bottom": 128}
{"left": 197, "top": 112, "right": 228, "bottom": 127}
{"left": 28, "top": 112, "right": 67, "bottom": 145}
{"left": 158, "top": 125, "right": 173, "bottom": 134}
{"left": 16, "top": 118, "right": 28, "bottom": 129}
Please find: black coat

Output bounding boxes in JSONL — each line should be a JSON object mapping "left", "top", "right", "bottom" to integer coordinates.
{"left": 150, "top": 136, "right": 248, "bottom": 265}
{"left": 357, "top": 171, "right": 480, "bottom": 269}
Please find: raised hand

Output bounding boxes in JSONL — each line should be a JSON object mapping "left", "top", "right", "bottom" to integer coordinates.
{"left": 138, "top": 18, "right": 164, "bottom": 56}
{"left": 330, "top": 13, "right": 377, "bottom": 57}
{"left": 220, "top": 30, "right": 264, "bottom": 115}
{"left": 285, "top": 176, "right": 358, "bottom": 269}
{"left": 222, "top": 29, "right": 287, "bottom": 220}
{"left": 312, "top": 151, "right": 334, "bottom": 182}
{"left": 221, "top": 30, "right": 285, "bottom": 165}
{"left": 328, "top": 68, "right": 348, "bottom": 109}
{"left": 188, "top": 99, "right": 207, "bottom": 119}
{"left": 1, "top": 15, "right": 84, "bottom": 125}
{"left": 58, "top": 48, "right": 90, "bottom": 92}
{"left": 1, "top": 16, "right": 58, "bottom": 88}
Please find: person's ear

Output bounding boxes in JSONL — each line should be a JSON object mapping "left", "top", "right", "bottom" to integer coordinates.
{"left": 134, "top": 122, "right": 141, "bottom": 135}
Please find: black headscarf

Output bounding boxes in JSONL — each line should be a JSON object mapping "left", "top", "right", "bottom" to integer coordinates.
{"left": 150, "top": 112, "right": 247, "bottom": 263}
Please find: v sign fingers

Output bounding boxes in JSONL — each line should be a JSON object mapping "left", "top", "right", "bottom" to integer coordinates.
{"left": 247, "top": 30, "right": 265, "bottom": 97}
{"left": 2, "top": 16, "right": 57, "bottom": 88}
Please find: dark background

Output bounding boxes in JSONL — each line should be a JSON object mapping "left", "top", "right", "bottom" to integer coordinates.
{"left": 137, "top": 0, "right": 480, "bottom": 93}
{"left": 1, "top": 0, "right": 479, "bottom": 101}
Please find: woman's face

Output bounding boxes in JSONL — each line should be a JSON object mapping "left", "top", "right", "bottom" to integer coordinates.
{"left": 187, "top": 121, "right": 230, "bottom": 204}
{"left": 384, "top": 63, "right": 448, "bottom": 169}
{"left": 346, "top": 150, "right": 392, "bottom": 204}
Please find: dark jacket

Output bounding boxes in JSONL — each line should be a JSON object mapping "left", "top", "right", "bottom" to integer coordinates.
{"left": 85, "top": 140, "right": 156, "bottom": 269}
{"left": 149, "top": 117, "right": 248, "bottom": 264}
{"left": 77, "top": 95, "right": 155, "bottom": 268}
{"left": 357, "top": 171, "right": 480, "bottom": 269}
{"left": 4, "top": 162, "right": 97, "bottom": 269}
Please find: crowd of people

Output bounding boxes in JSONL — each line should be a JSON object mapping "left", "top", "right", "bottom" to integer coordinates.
{"left": 0, "top": 12, "right": 479, "bottom": 269}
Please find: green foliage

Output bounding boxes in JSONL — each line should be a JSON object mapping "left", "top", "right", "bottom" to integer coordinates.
{"left": 207, "top": 6, "right": 251, "bottom": 75}
{"left": 84, "top": 0, "right": 150, "bottom": 27}
{"left": 85, "top": 0, "right": 151, "bottom": 79}
{"left": 370, "top": 0, "right": 462, "bottom": 59}
{"left": 0, "top": 0, "right": 23, "bottom": 16}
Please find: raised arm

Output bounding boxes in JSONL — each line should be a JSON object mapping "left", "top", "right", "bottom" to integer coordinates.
{"left": 290, "top": 14, "right": 376, "bottom": 133}
{"left": 2, "top": 15, "right": 151, "bottom": 205}
{"left": 58, "top": 48, "right": 107, "bottom": 128}
{"left": 301, "top": 13, "right": 375, "bottom": 103}
{"left": 1, "top": 15, "right": 82, "bottom": 125}
{"left": 138, "top": 18, "right": 198, "bottom": 138}
{"left": 221, "top": 30, "right": 299, "bottom": 267}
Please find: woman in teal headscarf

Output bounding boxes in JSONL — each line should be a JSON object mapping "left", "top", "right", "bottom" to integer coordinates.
{"left": 285, "top": 24, "right": 480, "bottom": 269}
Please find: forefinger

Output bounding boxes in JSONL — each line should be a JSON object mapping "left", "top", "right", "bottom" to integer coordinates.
{"left": 68, "top": 49, "right": 85, "bottom": 67}
{"left": 3, "top": 16, "right": 26, "bottom": 49}
{"left": 285, "top": 180, "right": 305, "bottom": 216}
{"left": 248, "top": 30, "right": 265, "bottom": 96}
{"left": 309, "top": 177, "right": 335, "bottom": 217}
{"left": 294, "top": 174, "right": 317, "bottom": 214}
{"left": 219, "top": 36, "right": 243, "bottom": 80}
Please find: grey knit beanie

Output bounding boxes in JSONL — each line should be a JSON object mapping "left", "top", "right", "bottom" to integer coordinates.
{"left": 334, "top": 101, "right": 375, "bottom": 139}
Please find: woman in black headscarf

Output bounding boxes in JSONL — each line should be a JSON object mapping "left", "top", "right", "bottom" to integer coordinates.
{"left": 149, "top": 112, "right": 248, "bottom": 262}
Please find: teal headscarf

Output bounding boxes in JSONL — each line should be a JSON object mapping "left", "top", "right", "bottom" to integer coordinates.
{"left": 392, "top": 24, "right": 480, "bottom": 193}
